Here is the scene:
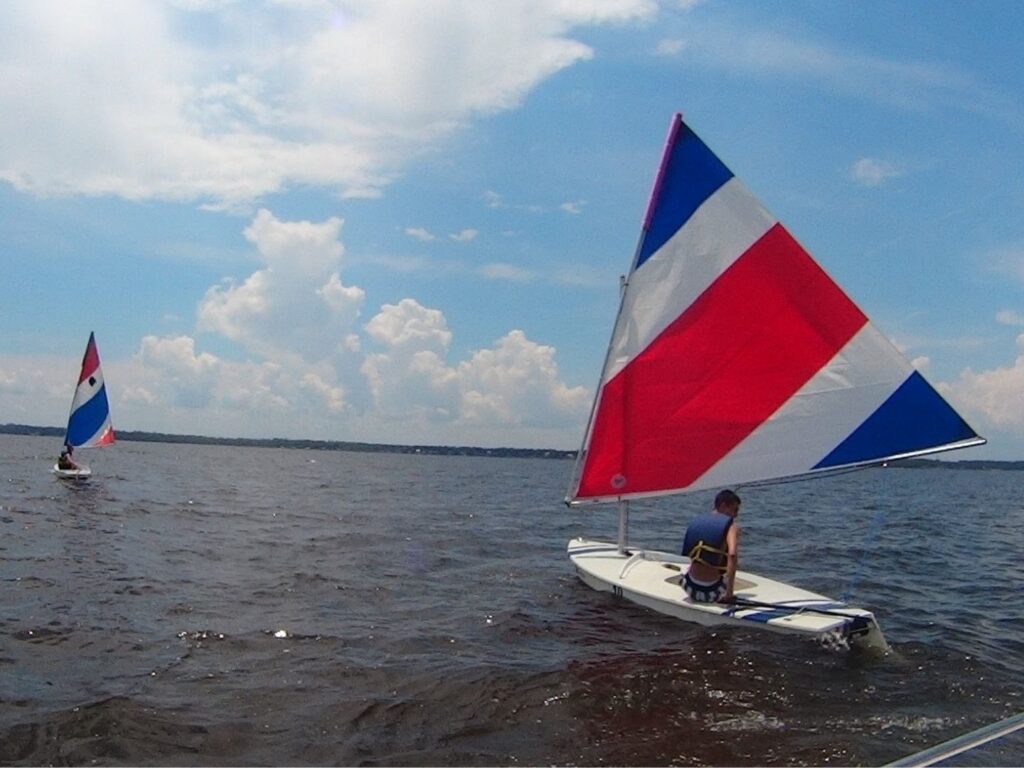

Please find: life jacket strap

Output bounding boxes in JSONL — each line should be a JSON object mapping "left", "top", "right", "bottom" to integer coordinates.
{"left": 687, "top": 541, "right": 729, "bottom": 573}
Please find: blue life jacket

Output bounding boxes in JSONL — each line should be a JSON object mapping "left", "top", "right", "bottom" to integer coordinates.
{"left": 681, "top": 511, "right": 733, "bottom": 570}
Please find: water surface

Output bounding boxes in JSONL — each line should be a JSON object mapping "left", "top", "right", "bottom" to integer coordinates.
{"left": 1, "top": 435, "right": 1022, "bottom": 765}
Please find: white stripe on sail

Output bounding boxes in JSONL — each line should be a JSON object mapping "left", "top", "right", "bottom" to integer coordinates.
{"left": 604, "top": 178, "right": 776, "bottom": 381}
{"left": 70, "top": 368, "right": 105, "bottom": 413}
{"left": 689, "top": 323, "right": 916, "bottom": 492}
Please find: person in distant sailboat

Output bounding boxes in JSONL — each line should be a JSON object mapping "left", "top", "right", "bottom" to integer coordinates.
{"left": 57, "top": 445, "right": 78, "bottom": 471}
{"left": 681, "top": 489, "right": 741, "bottom": 604}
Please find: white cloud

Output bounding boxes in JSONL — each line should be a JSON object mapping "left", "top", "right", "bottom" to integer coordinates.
{"left": 655, "top": 38, "right": 686, "bottom": 56}
{"left": 996, "top": 309, "right": 1024, "bottom": 326}
{"left": 365, "top": 298, "right": 453, "bottom": 352}
{"left": 405, "top": 227, "right": 436, "bottom": 242}
{"left": 560, "top": 200, "right": 586, "bottom": 214}
{"left": 0, "top": 356, "right": 84, "bottom": 426}
{"left": 138, "top": 334, "right": 220, "bottom": 408}
{"left": 456, "top": 330, "right": 589, "bottom": 427}
{"left": 300, "top": 372, "right": 348, "bottom": 415}
{"left": 160, "top": 210, "right": 589, "bottom": 443}
{"left": 479, "top": 263, "right": 537, "bottom": 282}
{"left": 0, "top": 364, "right": 65, "bottom": 404}
{"left": 1, "top": 197, "right": 591, "bottom": 446}
{"left": 449, "top": 228, "right": 478, "bottom": 243}
{"left": 0, "top": 0, "right": 655, "bottom": 206}
{"left": 131, "top": 333, "right": 351, "bottom": 421}
{"left": 361, "top": 299, "right": 588, "bottom": 429}
{"left": 362, "top": 299, "right": 459, "bottom": 420}
{"left": 941, "top": 333, "right": 1024, "bottom": 435}
{"left": 197, "top": 209, "right": 365, "bottom": 362}
{"left": 850, "top": 158, "right": 904, "bottom": 187}
{"left": 481, "top": 189, "right": 544, "bottom": 213}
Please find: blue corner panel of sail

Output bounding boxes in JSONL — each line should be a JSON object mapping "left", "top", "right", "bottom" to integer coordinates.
{"left": 814, "top": 372, "right": 979, "bottom": 469}
{"left": 636, "top": 122, "right": 734, "bottom": 271}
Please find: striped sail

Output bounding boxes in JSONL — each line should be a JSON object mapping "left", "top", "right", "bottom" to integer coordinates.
{"left": 65, "top": 332, "right": 115, "bottom": 449}
{"left": 567, "top": 114, "right": 984, "bottom": 505}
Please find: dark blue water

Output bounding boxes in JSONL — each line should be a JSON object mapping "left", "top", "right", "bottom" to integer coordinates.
{"left": 1, "top": 434, "right": 1022, "bottom": 765}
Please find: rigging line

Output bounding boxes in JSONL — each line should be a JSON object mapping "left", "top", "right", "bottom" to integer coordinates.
{"left": 842, "top": 505, "right": 889, "bottom": 603}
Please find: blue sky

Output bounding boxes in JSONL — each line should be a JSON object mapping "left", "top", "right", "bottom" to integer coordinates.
{"left": 2, "top": 0, "right": 1023, "bottom": 458}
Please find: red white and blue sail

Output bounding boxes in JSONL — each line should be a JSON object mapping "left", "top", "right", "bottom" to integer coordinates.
{"left": 568, "top": 114, "right": 984, "bottom": 504}
{"left": 65, "top": 332, "right": 115, "bottom": 449}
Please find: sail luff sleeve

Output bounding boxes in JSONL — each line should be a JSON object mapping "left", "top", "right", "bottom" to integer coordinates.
{"left": 567, "top": 115, "right": 686, "bottom": 505}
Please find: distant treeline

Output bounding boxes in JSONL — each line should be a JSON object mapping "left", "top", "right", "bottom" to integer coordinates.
{"left": 0, "top": 423, "right": 575, "bottom": 461}
{"left": 4, "top": 423, "right": 1020, "bottom": 468}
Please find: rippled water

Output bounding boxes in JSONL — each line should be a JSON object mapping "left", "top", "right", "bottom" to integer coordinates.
{"left": 1, "top": 434, "right": 1022, "bottom": 765}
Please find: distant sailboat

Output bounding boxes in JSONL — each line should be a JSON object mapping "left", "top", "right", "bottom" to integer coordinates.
{"left": 53, "top": 332, "right": 115, "bottom": 480}
{"left": 565, "top": 114, "right": 985, "bottom": 649}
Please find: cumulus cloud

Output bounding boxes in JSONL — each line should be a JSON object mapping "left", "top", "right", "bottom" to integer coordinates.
{"left": 361, "top": 299, "right": 587, "bottom": 428}
{"left": 197, "top": 209, "right": 365, "bottom": 362}
{"left": 0, "top": 356, "right": 84, "bottom": 426}
{"left": 300, "top": 372, "right": 348, "bottom": 415}
{"left": 362, "top": 299, "right": 459, "bottom": 420}
{"left": 0, "top": 0, "right": 655, "bottom": 207}
{"left": 941, "top": 333, "right": 1024, "bottom": 435}
{"left": 365, "top": 298, "right": 453, "bottom": 352}
{"left": 131, "top": 333, "right": 352, "bottom": 422}
{"left": 106, "top": 209, "right": 586, "bottom": 445}
{"left": 0, "top": 0, "right": 650, "bottom": 447}
{"left": 456, "top": 330, "right": 589, "bottom": 427}
{"left": 138, "top": 335, "right": 220, "bottom": 409}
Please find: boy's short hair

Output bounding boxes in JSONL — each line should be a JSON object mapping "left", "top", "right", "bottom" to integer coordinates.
{"left": 714, "top": 489, "right": 741, "bottom": 509}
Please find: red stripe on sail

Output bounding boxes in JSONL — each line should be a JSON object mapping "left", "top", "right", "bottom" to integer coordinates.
{"left": 79, "top": 335, "right": 100, "bottom": 384}
{"left": 577, "top": 223, "right": 868, "bottom": 498}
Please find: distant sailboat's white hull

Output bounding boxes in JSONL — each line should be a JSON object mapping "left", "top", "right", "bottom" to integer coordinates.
{"left": 568, "top": 538, "right": 887, "bottom": 651}
{"left": 52, "top": 463, "right": 92, "bottom": 480}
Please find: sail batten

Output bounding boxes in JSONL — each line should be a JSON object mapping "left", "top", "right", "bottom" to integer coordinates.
{"left": 566, "top": 113, "right": 984, "bottom": 505}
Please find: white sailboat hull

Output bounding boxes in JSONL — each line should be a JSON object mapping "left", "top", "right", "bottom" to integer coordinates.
{"left": 52, "top": 463, "right": 92, "bottom": 480}
{"left": 568, "top": 538, "right": 886, "bottom": 651}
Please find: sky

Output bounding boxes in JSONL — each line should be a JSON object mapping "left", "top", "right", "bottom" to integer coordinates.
{"left": 2, "top": 0, "right": 1023, "bottom": 459}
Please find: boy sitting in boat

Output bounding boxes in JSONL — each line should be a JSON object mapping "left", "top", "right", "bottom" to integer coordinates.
{"left": 57, "top": 446, "right": 78, "bottom": 470}
{"left": 681, "top": 489, "right": 741, "bottom": 604}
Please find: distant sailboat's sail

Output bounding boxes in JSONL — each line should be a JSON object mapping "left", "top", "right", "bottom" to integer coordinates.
{"left": 65, "top": 332, "right": 115, "bottom": 449}
{"left": 567, "top": 114, "right": 984, "bottom": 505}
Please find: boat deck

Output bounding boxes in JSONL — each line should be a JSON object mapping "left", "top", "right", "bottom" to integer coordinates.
{"left": 569, "top": 538, "right": 885, "bottom": 649}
